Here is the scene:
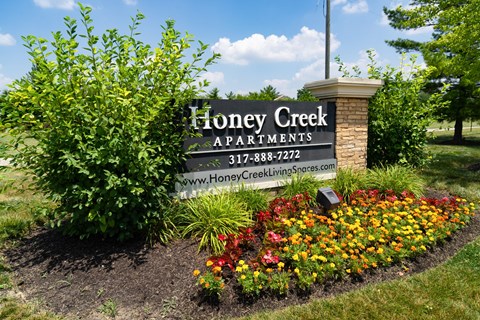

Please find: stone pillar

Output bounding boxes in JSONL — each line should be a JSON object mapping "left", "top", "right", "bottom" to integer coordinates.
{"left": 304, "top": 78, "right": 383, "bottom": 170}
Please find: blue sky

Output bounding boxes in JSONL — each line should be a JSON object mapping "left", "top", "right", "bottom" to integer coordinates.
{"left": 0, "top": 0, "right": 432, "bottom": 97}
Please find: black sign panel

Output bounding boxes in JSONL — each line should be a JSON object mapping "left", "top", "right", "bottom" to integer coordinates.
{"left": 184, "top": 99, "right": 336, "bottom": 172}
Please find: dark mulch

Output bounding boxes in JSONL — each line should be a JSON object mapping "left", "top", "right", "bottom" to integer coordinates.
{"left": 3, "top": 205, "right": 480, "bottom": 319}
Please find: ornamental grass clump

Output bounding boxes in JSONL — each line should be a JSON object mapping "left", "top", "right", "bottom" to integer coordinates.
{"left": 182, "top": 191, "right": 253, "bottom": 255}
{"left": 193, "top": 190, "right": 477, "bottom": 298}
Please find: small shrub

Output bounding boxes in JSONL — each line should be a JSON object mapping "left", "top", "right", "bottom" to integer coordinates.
{"left": 280, "top": 173, "right": 322, "bottom": 199}
{"left": 182, "top": 191, "right": 253, "bottom": 254}
{"left": 366, "top": 164, "right": 425, "bottom": 197}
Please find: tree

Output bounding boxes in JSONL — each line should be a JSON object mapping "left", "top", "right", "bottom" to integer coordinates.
{"left": 225, "top": 91, "right": 235, "bottom": 100}
{"left": 206, "top": 87, "right": 221, "bottom": 99}
{"left": 5, "top": 4, "right": 219, "bottom": 241}
{"left": 384, "top": 0, "right": 480, "bottom": 144}
{"left": 259, "top": 85, "right": 280, "bottom": 100}
{"left": 296, "top": 87, "right": 317, "bottom": 102}
{"left": 228, "top": 85, "right": 282, "bottom": 101}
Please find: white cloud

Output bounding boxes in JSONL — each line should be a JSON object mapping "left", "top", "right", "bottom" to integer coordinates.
{"left": 212, "top": 27, "right": 339, "bottom": 65}
{"left": 0, "top": 74, "right": 13, "bottom": 91}
{"left": 200, "top": 71, "right": 224, "bottom": 86}
{"left": 342, "top": 0, "right": 368, "bottom": 14}
{"left": 380, "top": 12, "right": 390, "bottom": 26}
{"left": 263, "top": 79, "right": 292, "bottom": 97}
{"left": 333, "top": 0, "right": 368, "bottom": 14}
{"left": 405, "top": 26, "right": 433, "bottom": 35}
{"left": 264, "top": 50, "right": 385, "bottom": 97}
{"left": 0, "top": 33, "right": 16, "bottom": 46}
{"left": 0, "top": 65, "right": 13, "bottom": 91}
{"left": 123, "top": 0, "right": 138, "bottom": 5}
{"left": 332, "top": 0, "right": 348, "bottom": 6}
{"left": 33, "top": 0, "right": 75, "bottom": 10}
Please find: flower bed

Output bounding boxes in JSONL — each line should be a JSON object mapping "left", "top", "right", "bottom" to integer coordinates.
{"left": 193, "top": 190, "right": 476, "bottom": 297}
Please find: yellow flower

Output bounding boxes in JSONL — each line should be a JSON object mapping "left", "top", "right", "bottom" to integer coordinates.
{"left": 292, "top": 254, "right": 299, "bottom": 261}
{"left": 240, "top": 275, "right": 246, "bottom": 280}
{"left": 266, "top": 268, "right": 273, "bottom": 273}
{"left": 377, "top": 247, "right": 384, "bottom": 254}
{"left": 242, "top": 264, "right": 249, "bottom": 271}
{"left": 294, "top": 268, "right": 300, "bottom": 274}
{"left": 238, "top": 260, "right": 245, "bottom": 266}
{"left": 330, "top": 263, "right": 336, "bottom": 269}
{"left": 193, "top": 269, "right": 201, "bottom": 277}
{"left": 213, "top": 266, "right": 222, "bottom": 273}
{"left": 312, "top": 272, "right": 318, "bottom": 278}
{"left": 254, "top": 271, "right": 260, "bottom": 278}
{"left": 235, "top": 266, "right": 243, "bottom": 273}
{"left": 277, "top": 262, "right": 285, "bottom": 269}
{"left": 206, "top": 260, "right": 213, "bottom": 267}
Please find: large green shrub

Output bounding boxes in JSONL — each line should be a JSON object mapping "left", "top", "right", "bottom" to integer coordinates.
{"left": 337, "top": 50, "right": 446, "bottom": 167}
{"left": 4, "top": 4, "right": 218, "bottom": 240}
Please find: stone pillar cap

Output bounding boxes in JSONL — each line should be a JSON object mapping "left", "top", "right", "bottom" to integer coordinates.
{"left": 304, "top": 77, "right": 383, "bottom": 99}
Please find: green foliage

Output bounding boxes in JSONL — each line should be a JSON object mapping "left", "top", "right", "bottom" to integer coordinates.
{"left": 338, "top": 50, "right": 444, "bottom": 167}
{"left": 182, "top": 191, "right": 253, "bottom": 254}
{"left": 384, "top": 0, "right": 480, "bottom": 84}
{"left": 4, "top": 4, "right": 218, "bottom": 240}
{"left": 0, "top": 297, "right": 62, "bottom": 320}
{"left": 384, "top": 1, "right": 480, "bottom": 144}
{"left": 296, "top": 88, "right": 317, "bottom": 102}
{"left": 146, "top": 200, "right": 185, "bottom": 245}
{"left": 206, "top": 87, "right": 221, "bottom": 99}
{"left": 98, "top": 299, "right": 118, "bottom": 318}
{"left": 280, "top": 173, "right": 323, "bottom": 199}
{"left": 232, "top": 184, "right": 270, "bottom": 213}
{"left": 230, "top": 85, "right": 282, "bottom": 100}
{"left": 332, "top": 167, "right": 367, "bottom": 202}
{"left": 366, "top": 164, "right": 425, "bottom": 198}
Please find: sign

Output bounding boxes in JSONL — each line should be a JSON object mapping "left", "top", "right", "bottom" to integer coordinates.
{"left": 176, "top": 100, "right": 336, "bottom": 196}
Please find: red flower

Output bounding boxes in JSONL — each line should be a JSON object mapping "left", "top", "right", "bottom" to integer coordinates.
{"left": 218, "top": 234, "right": 227, "bottom": 241}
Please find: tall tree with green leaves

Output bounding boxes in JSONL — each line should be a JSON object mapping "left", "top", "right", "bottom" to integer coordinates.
{"left": 4, "top": 4, "right": 219, "bottom": 241}
{"left": 206, "top": 87, "right": 221, "bottom": 99}
{"left": 384, "top": 0, "right": 480, "bottom": 144}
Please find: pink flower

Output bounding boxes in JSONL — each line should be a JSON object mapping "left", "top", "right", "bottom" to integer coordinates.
{"left": 267, "top": 231, "right": 282, "bottom": 243}
{"left": 218, "top": 234, "right": 227, "bottom": 241}
{"left": 262, "top": 250, "right": 280, "bottom": 264}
